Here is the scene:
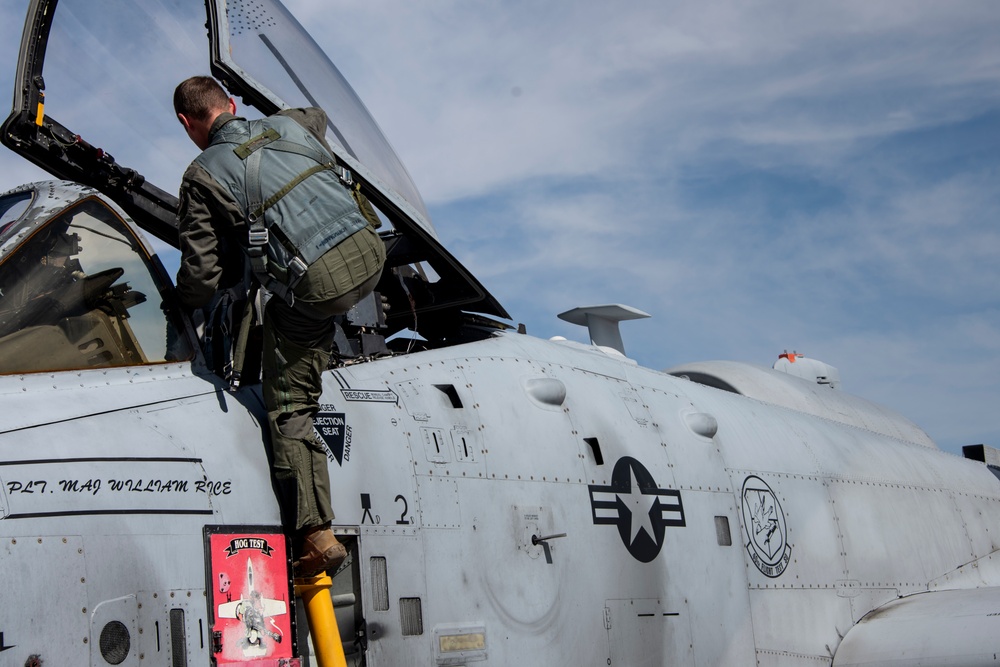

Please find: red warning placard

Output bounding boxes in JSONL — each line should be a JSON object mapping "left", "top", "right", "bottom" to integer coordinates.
{"left": 206, "top": 527, "right": 295, "bottom": 664}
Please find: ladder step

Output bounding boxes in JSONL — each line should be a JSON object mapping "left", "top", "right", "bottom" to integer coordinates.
{"left": 331, "top": 593, "right": 356, "bottom": 608}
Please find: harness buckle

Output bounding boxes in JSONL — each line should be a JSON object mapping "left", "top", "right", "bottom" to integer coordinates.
{"left": 248, "top": 228, "right": 269, "bottom": 246}
{"left": 336, "top": 165, "right": 353, "bottom": 186}
{"left": 289, "top": 256, "right": 308, "bottom": 281}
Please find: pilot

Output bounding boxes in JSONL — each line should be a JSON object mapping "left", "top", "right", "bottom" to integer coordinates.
{"left": 172, "top": 76, "right": 385, "bottom": 577}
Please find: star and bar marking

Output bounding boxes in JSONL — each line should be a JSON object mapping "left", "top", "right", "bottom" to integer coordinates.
{"left": 589, "top": 456, "right": 685, "bottom": 563}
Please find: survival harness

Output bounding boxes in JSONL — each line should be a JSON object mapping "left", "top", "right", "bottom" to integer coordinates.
{"left": 194, "top": 114, "right": 372, "bottom": 389}
{"left": 195, "top": 114, "right": 370, "bottom": 307}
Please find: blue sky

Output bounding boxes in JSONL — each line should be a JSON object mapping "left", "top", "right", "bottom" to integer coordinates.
{"left": 0, "top": 0, "right": 998, "bottom": 456}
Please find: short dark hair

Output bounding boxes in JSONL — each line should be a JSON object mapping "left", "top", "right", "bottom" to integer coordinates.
{"left": 173, "top": 76, "right": 229, "bottom": 120}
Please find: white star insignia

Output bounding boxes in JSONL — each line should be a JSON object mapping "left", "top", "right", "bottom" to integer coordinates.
{"left": 617, "top": 465, "right": 658, "bottom": 545}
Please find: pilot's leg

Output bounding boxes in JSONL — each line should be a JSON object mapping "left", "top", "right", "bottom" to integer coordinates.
{"left": 262, "top": 299, "right": 346, "bottom": 577}
{"left": 263, "top": 234, "right": 383, "bottom": 577}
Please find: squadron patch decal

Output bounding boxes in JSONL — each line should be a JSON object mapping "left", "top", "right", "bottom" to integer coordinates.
{"left": 588, "top": 457, "right": 685, "bottom": 563}
{"left": 741, "top": 475, "right": 792, "bottom": 578}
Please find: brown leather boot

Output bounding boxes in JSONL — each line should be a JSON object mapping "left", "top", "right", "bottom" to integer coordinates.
{"left": 294, "top": 526, "right": 347, "bottom": 578}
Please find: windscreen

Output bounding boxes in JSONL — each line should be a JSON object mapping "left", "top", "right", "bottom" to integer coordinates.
{"left": 36, "top": 0, "right": 212, "bottom": 196}
{"left": 0, "top": 191, "right": 32, "bottom": 239}
{"left": 212, "top": 0, "right": 432, "bottom": 226}
{"left": 0, "top": 195, "right": 192, "bottom": 369}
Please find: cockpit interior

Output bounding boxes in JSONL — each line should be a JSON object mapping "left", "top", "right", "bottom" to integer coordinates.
{"left": 0, "top": 185, "right": 191, "bottom": 374}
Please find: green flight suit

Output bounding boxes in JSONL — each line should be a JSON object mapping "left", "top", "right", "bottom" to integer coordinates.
{"left": 176, "top": 108, "right": 385, "bottom": 531}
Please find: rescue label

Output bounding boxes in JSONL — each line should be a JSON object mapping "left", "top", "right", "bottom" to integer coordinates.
{"left": 341, "top": 389, "right": 397, "bottom": 403}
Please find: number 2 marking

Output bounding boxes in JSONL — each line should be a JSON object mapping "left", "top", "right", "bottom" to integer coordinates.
{"left": 395, "top": 494, "right": 411, "bottom": 525}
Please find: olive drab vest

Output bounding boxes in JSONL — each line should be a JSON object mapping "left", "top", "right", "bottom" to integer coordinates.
{"left": 194, "top": 114, "right": 369, "bottom": 305}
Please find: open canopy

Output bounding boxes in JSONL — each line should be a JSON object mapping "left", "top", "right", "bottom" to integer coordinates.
{"left": 2, "top": 0, "right": 509, "bottom": 331}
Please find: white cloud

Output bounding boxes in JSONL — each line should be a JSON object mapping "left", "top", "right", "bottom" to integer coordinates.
{"left": 283, "top": 0, "right": 1000, "bottom": 206}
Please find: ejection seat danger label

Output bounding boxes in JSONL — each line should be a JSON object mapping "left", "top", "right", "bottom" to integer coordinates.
{"left": 314, "top": 405, "right": 351, "bottom": 466}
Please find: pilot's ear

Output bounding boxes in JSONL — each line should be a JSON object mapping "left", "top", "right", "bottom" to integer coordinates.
{"left": 227, "top": 98, "right": 237, "bottom": 115}
{"left": 177, "top": 113, "right": 191, "bottom": 130}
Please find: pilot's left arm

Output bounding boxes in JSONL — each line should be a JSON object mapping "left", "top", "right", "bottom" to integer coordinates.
{"left": 175, "top": 162, "right": 242, "bottom": 309}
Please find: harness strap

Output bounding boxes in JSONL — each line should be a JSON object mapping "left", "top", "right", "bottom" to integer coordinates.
{"left": 229, "top": 282, "right": 261, "bottom": 391}
{"left": 248, "top": 249, "right": 298, "bottom": 306}
{"left": 234, "top": 127, "right": 280, "bottom": 159}
{"left": 218, "top": 119, "right": 357, "bottom": 306}
{"left": 262, "top": 138, "right": 327, "bottom": 163}
{"left": 250, "top": 163, "right": 331, "bottom": 222}
{"left": 242, "top": 120, "right": 266, "bottom": 217}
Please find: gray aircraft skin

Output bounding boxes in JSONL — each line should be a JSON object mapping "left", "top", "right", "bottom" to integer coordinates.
{"left": 1, "top": 1, "right": 999, "bottom": 666}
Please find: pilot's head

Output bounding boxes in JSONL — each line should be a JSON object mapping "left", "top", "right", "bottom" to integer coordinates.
{"left": 173, "top": 76, "right": 236, "bottom": 150}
